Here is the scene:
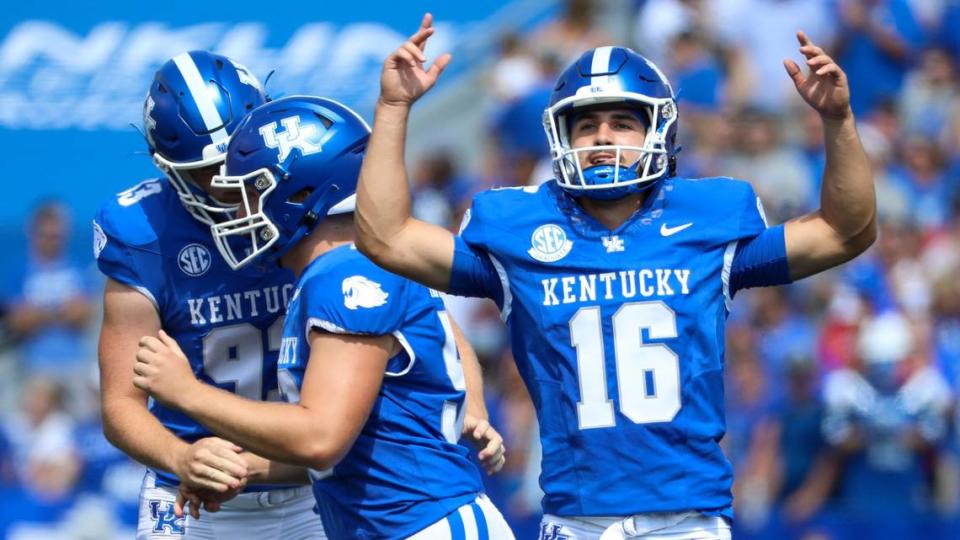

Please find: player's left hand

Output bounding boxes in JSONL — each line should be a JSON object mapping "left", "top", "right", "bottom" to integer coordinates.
{"left": 462, "top": 414, "right": 506, "bottom": 475}
{"left": 133, "top": 329, "right": 197, "bottom": 407}
{"left": 784, "top": 31, "right": 851, "bottom": 120}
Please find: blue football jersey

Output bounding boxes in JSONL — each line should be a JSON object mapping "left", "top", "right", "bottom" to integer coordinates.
{"left": 93, "top": 178, "right": 295, "bottom": 487}
{"left": 277, "top": 244, "right": 483, "bottom": 539}
{"left": 449, "top": 177, "right": 770, "bottom": 518}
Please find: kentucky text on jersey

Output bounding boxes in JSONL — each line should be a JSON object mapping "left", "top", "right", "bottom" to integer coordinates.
{"left": 447, "top": 177, "right": 791, "bottom": 518}
{"left": 93, "top": 178, "right": 295, "bottom": 487}
{"left": 187, "top": 284, "right": 294, "bottom": 326}
{"left": 541, "top": 269, "right": 691, "bottom": 306}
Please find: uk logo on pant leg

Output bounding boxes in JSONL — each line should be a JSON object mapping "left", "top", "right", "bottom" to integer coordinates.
{"left": 539, "top": 523, "right": 570, "bottom": 540}
{"left": 149, "top": 500, "right": 185, "bottom": 535}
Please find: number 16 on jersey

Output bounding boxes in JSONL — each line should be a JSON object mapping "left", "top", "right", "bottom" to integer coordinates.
{"left": 571, "top": 301, "right": 681, "bottom": 430}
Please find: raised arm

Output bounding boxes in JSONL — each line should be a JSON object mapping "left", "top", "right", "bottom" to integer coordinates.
{"left": 782, "top": 31, "right": 877, "bottom": 280}
{"left": 354, "top": 13, "right": 457, "bottom": 291}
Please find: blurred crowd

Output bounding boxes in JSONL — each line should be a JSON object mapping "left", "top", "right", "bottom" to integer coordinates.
{"left": 3, "top": 0, "right": 960, "bottom": 538}
{"left": 425, "top": 0, "right": 960, "bottom": 538}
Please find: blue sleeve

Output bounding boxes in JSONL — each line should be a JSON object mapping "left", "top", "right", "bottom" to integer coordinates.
{"left": 303, "top": 268, "right": 407, "bottom": 336}
{"left": 449, "top": 237, "right": 504, "bottom": 305}
{"left": 447, "top": 204, "right": 505, "bottom": 307}
{"left": 93, "top": 214, "right": 161, "bottom": 308}
{"left": 729, "top": 224, "right": 792, "bottom": 296}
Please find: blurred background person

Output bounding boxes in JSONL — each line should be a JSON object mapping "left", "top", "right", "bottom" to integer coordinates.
{"left": 2, "top": 202, "right": 94, "bottom": 410}
{"left": 821, "top": 311, "right": 951, "bottom": 539}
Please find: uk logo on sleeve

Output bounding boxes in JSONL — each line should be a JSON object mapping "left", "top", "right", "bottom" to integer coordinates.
{"left": 342, "top": 275, "right": 389, "bottom": 310}
{"left": 92, "top": 221, "right": 107, "bottom": 259}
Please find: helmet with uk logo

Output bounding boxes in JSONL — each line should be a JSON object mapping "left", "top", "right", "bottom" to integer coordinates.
{"left": 209, "top": 96, "right": 370, "bottom": 269}
{"left": 144, "top": 51, "right": 267, "bottom": 224}
{"left": 543, "top": 46, "right": 679, "bottom": 200}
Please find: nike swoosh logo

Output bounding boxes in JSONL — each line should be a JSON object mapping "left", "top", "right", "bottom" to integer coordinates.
{"left": 660, "top": 222, "right": 693, "bottom": 237}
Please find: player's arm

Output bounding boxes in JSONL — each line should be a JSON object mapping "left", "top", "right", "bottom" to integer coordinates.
{"left": 242, "top": 453, "right": 310, "bottom": 484}
{"left": 99, "top": 279, "right": 247, "bottom": 493}
{"left": 174, "top": 452, "right": 311, "bottom": 520}
{"left": 781, "top": 31, "right": 876, "bottom": 280}
{"left": 134, "top": 329, "right": 391, "bottom": 471}
{"left": 354, "top": 13, "right": 456, "bottom": 291}
{"left": 451, "top": 317, "right": 506, "bottom": 474}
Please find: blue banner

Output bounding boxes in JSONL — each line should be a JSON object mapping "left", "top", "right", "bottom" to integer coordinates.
{"left": 0, "top": 0, "right": 536, "bottom": 250}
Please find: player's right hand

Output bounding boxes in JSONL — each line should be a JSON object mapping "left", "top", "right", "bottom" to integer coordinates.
{"left": 174, "top": 482, "right": 243, "bottom": 519}
{"left": 378, "top": 13, "right": 451, "bottom": 108}
{"left": 462, "top": 414, "right": 506, "bottom": 475}
{"left": 172, "top": 437, "right": 249, "bottom": 494}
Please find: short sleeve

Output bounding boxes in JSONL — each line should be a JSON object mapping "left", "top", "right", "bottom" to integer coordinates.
{"left": 727, "top": 183, "right": 791, "bottom": 297}
{"left": 447, "top": 203, "right": 506, "bottom": 308}
{"left": 93, "top": 206, "right": 162, "bottom": 309}
{"left": 303, "top": 269, "right": 407, "bottom": 337}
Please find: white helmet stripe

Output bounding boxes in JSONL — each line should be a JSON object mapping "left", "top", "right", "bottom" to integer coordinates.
{"left": 172, "top": 52, "right": 228, "bottom": 144}
{"left": 590, "top": 46, "right": 614, "bottom": 76}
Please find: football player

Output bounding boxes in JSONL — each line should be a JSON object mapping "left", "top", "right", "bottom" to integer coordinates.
{"left": 353, "top": 14, "right": 876, "bottom": 540}
{"left": 94, "top": 51, "right": 324, "bottom": 539}
{"left": 131, "top": 95, "right": 513, "bottom": 539}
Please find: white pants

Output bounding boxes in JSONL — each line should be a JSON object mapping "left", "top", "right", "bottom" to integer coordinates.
{"left": 137, "top": 471, "right": 325, "bottom": 539}
{"left": 539, "top": 513, "right": 731, "bottom": 540}
{"left": 407, "top": 494, "right": 515, "bottom": 540}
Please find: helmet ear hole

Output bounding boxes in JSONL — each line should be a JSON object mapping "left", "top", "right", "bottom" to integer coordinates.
{"left": 287, "top": 188, "right": 313, "bottom": 205}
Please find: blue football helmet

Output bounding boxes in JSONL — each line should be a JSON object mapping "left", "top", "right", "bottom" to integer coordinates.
{"left": 209, "top": 96, "right": 370, "bottom": 269}
{"left": 543, "top": 46, "right": 678, "bottom": 200}
{"left": 144, "top": 51, "right": 267, "bottom": 224}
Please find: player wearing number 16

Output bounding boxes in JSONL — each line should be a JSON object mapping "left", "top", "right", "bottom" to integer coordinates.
{"left": 94, "top": 52, "right": 323, "bottom": 538}
{"left": 355, "top": 14, "right": 877, "bottom": 540}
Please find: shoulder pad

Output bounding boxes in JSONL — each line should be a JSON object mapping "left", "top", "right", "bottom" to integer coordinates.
{"left": 95, "top": 178, "right": 174, "bottom": 248}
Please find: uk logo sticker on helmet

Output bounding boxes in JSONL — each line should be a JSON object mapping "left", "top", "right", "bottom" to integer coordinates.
{"left": 529, "top": 224, "right": 573, "bottom": 263}
{"left": 230, "top": 60, "right": 263, "bottom": 92}
{"left": 259, "top": 116, "right": 322, "bottom": 163}
{"left": 342, "top": 275, "right": 389, "bottom": 310}
{"left": 178, "top": 243, "right": 212, "bottom": 277}
{"left": 143, "top": 94, "right": 157, "bottom": 144}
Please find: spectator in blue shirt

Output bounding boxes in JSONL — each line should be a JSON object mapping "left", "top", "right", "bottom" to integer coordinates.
{"left": 834, "top": 0, "right": 926, "bottom": 116}
{"left": 4, "top": 202, "right": 94, "bottom": 383}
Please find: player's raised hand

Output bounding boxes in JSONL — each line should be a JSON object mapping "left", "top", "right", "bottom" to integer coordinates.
{"left": 378, "top": 13, "right": 452, "bottom": 108}
{"left": 133, "top": 329, "right": 197, "bottom": 407}
{"left": 462, "top": 414, "right": 506, "bottom": 475}
{"left": 784, "top": 31, "right": 851, "bottom": 120}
